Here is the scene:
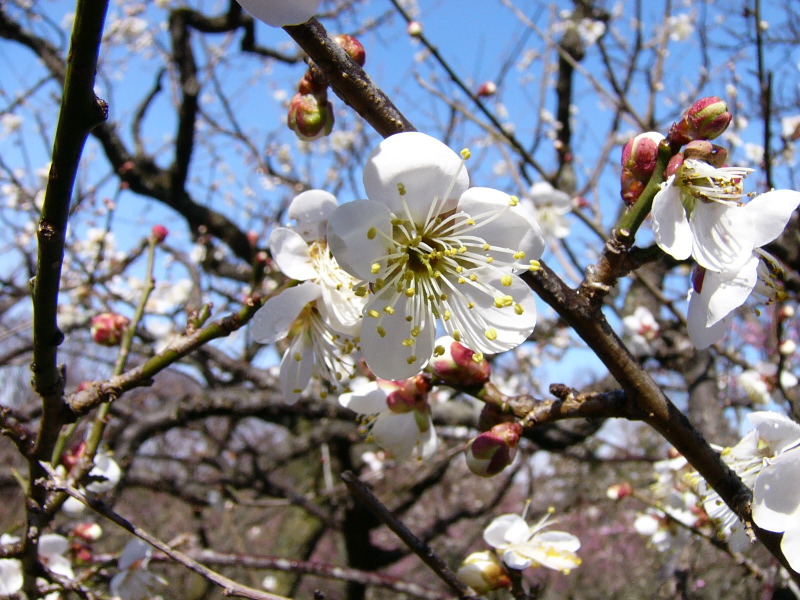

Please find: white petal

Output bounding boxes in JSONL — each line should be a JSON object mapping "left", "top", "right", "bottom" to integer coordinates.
{"left": 780, "top": 523, "right": 800, "bottom": 573}
{"left": 117, "top": 539, "right": 152, "bottom": 571}
{"left": 86, "top": 453, "right": 122, "bottom": 493}
{"left": 251, "top": 281, "right": 321, "bottom": 343}
{"left": 752, "top": 449, "right": 800, "bottom": 532}
{"left": 279, "top": 334, "right": 314, "bottom": 403}
{"left": 234, "top": 0, "right": 321, "bottom": 26}
{"left": 416, "top": 418, "right": 438, "bottom": 460}
{"left": 748, "top": 411, "right": 800, "bottom": 454}
{"left": 484, "top": 514, "right": 528, "bottom": 548}
{"left": 269, "top": 228, "right": 316, "bottom": 280}
{"left": 535, "top": 530, "right": 581, "bottom": 553}
{"left": 690, "top": 202, "right": 752, "bottom": 272}
{"left": 38, "top": 534, "right": 68, "bottom": 558}
{"left": 0, "top": 559, "right": 23, "bottom": 595}
{"left": 338, "top": 381, "right": 388, "bottom": 414}
{"left": 363, "top": 132, "right": 468, "bottom": 224}
{"left": 651, "top": 180, "right": 692, "bottom": 260}
{"left": 371, "top": 412, "right": 419, "bottom": 461}
{"left": 359, "top": 287, "right": 433, "bottom": 380}
{"left": 458, "top": 187, "right": 545, "bottom": 262}
{"left": 744, "top": 190, "right": 800, "bottom": 248}
{"left": 445, "top": 269, "right": 536, "bottom": 355}
{"left": 687, "top": 289, "right": 729, "bottom": 349}
{"left": 287, "top": 189, "right": 338, "bottom": 242}
{"left": 327, "top": 200, "right": 393, "bottom": 281}
{"left": 698, "top": 256, "right": 759, "bottom": 327}
{"left": 502, "top": 549, "right": 533, "bottom": 570}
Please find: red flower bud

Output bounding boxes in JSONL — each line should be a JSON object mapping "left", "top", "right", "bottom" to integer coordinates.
{"left": 90, "top": 313, "right": 130, "bottom": 346}
{"left": 476, "top": 81, "right": 497, "bottom": 97}
{"left": 428, "top": 337, "right": 491, "bottom": 386}
{"left": 287, "top": 93, "right": 334, "bottom": 141}
{"left": 334, "top": 34, "right": 366, "bottom": 67}
{"left": 620, "top": 132, "right": 664, "bottom": 206}
{"left": 669, "top": 96, "right": 732, "bottom": 146}
{"left": 465, "top": 422, "right": 522, "bottom": 477}
{"left": 151, "top": 224, "right": 168, "bottom": 243}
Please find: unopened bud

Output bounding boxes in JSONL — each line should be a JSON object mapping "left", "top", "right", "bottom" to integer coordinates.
{"left": 682, "top": 140, "right": 728, "bottom": 167}
{"left": 287, "top": 93, "right": 334, "bottom": 141}
{"left": 476, "top": 81, "right": 497, "bottom": 97}
{"left": 665, "top": 153, "right": 684, "bottom": 178}
{"left": 334, "top": 34, "right": 366, "bottom": 66}
{"left": 620, "top": 132, "right": 664, "bottom": 206}
{"left": 90, "top": 312, "right": 130, "bottom": 346}
{"left": 428, "top": 336, "right": 490, "bottom": 386}
{"left": 457, "top": 551, "right": 511, "bottom": 593}
{"left": 606, "top": 482, "right": 633, "bottom": 500}
{"left": 669, "top": 96, "right": 732, "bottom": 145}
{"left": 297, "top": 70, "right": 327, "bottom": 96}
{"left": 73, "top": 522, "right": 103, "bottom": 541}
{"left": 779, "top": 339, "right": 797, "bottom": 355}
{"left": 465, "top": 422, "right": 522, "bottom": 477}
{"left": 61, "top": 441, "right": 86, "bottom": 472}
{"left": 407, "top": 20, "right": 423, "bottom": 37}
{"left": 151, "top": 224, "right": 168, "bottom": 243}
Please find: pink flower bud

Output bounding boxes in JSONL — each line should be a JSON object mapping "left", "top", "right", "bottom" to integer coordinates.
{"left": 334, "top": 34, "right": 366, "bottom": 67}
{"left": 465, "top": 422, "right": 522, "bottom": 477}
{"left": 407, "top": 20, "right": 423, "bottom": 37}
{"left": 297, "top": 70, "right": 328, "bottom": 95}
{"left": 90, "top": 313, "right": 130, "bottom": 346}
{"left": 61, "top": 440, "right": 86, "bottom": 472}
{"left": 620, "top": 132, "right": 664, "bottom": 206}
{"left": 457, "top": 551, "right": 511, "bottom": 593}
{"left": 665, "top": 153, "right": 684, "bottom": 178}
{"left": 606, "top": 482, "right": 633, "bottom": 500}
{"left": 287, "top": 93, "right": 334, "bottom": 141}
{"left": 428, "top": 337, "right": 490, "bottom": 386}
{"left": 669, "top": 96, "right": 732, "bottom": 145}
{"left": 151, "top": 224, "right": 168, "bottom": 243}
{"left": 476, "top": 81, "right": 497, "bottom": 97}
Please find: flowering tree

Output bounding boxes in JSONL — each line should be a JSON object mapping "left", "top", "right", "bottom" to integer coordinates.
{"left": 1, "top": 0, "right": 800, "bottom": 598}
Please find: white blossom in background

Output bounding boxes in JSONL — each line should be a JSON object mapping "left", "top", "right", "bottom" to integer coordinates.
{"left": 685, "top": 188, "right": 800, "bottom": 348}
{"left": 86, "top": 451, "right": 122, "bottom": 493}
{"left": 251, "top": 190, "right": 363, "bottom": 403}
{"left": 0, "top": 113, "right": 23, "bottom": 139}
{"left": 110, "top": 538, "right": 166, "bottom": 600}
{"left": 0, "top": 536, "right": 22, "bottom": 595}
{"left": 328, "top": 132, "right": 544, "bottom": 380}
{"left": 737, "top": 363, "right": 798, "bottom": 406}
{"left": 522, "top": 182, "right": 573, "bottom": 240}
{"left": 338, "top": 375, "right": 437, "bottom": 462}
{"left": 665, "top": 13, "right": 695, "bottom": 41}
{"left": 621, "top": 306, "right": 660, "bottom": 355}
{"left": 235, "top": 0, "right": 320, "bottom": 27}
{"left": 483, "top": 512, "right": 581, "bottom": 573}
{"left": 38, "top": 534, "right": 74, "bottom": 581}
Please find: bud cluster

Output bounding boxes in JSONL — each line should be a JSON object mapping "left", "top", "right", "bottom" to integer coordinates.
{"left": 287, "top": 34, "right": 366, "bottom": 141}
{"left": 90, "top": 312, "right": 130, "bottom": 346}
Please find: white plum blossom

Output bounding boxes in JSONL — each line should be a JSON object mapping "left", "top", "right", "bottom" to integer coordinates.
{"left": 252, "top": 190, "right": 363, "bottom": 403}
{"left": 338, "top": 375, "right": 437, "bottom": 462}
{"left": 235, "top": 0, "right": 320, "bottom": 26}
{"left": 685, "top": 190, "right": 800, "bottom": 348}
{"left": 652, "top": 159, "right": 800, "bottom": 274}
{"left": 110, "top": 538, "right": 166, "bottom": 600}
{"left": 483, "top": 512, "right": 581, "bottom": 573}
{"left": 622, "top": 306, "right": 660, "bottom": 355}
{"left": 0, "top": 554, "right": 22, "bottom": 596}
{"left": 523, "top": 182, "right": 573, "bottom": 240}
{"left": 86, "top": 451, "right": 122, "bottom": 493}
{"left": 38, "top": 533, "right": 74, "bottom": 580}
{"left": 327, "top": 132, "right": 544, "bottom": 380}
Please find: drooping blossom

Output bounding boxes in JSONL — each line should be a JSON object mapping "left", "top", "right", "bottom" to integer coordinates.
{"left": 327, "top": 132, "right": 544, "bottom": 380}
{"left": 251, "top": 190, "right": 364, "bottom": 403}
{"left": 483, "top": 512, "right": 581, "bottom": 573}
{"left": 235, "top": 0, "right": 320, "bottom": 27}
{"left": 651, "top": 159, "right": 800, "bottom": 273}
{"left": 691, "top": 411, "right": 800, "bottom": 564}
{"left": 338, "top": 375, "right": 437, "bottom": 461}
{"left": 522, "top": 182, "right": 573, "bottom": 239}
{"left": 685, "top": 189, "right": 800, "bottom": 348}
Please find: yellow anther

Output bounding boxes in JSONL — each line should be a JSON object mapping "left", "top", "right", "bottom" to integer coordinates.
{"left": 472, "top": 352, "right": 484, "bottom": 363}
{"left": 509, "top": 195, "right": 519, "bottom": 206}
{"left": 383, "top": 306, "right": 395, "bottom": 314}
{"left": 377, "top": 326, "right": 386, "bottom": 338}
{"left": 407, "top": 355, "right": 417, "bottom": 364}
{"left": 460, "top": 148, "right": 471, "bottom": 160}
{"left": 466, "top": 218, "right": 475, "bottom": 226}
{"left": 529, "top": 259, "right": 541, "bottom": 271}
{"left": 411, "top": 326, "right": 420, "bottom": 337}
{"left": 354, "top": 287, "right": 367, "bottom": 297}
{"left": 467, "top": 301, "right": 475, "bottom": 309}
{"left": 293, "top": 352, "right": 302, "bottom": 361}
{"left": 482, "top": 243, "right": 490, "bottom": 251}
{"left": 371, "top": 263, "right": 381, "bottom": 274}
{"left": 405, "top": 315, "right": 413, "bottom": 322}
{"left": 514, "top": 303, "right": 524, "bottom": 315}
{"left": 469, "top": 274, "right": 478, "bottom": 281}
{"left": 485, "top": 328, "right": 498, "bottom": 341}
{"left": 452, "top": 330, "right": 462, "bottom": 342}
{"left": 405, "top": 288, "right": 415, "bottom": 297}
{"left": 368, "top": 310, "right": 380, "bottom": 318}
{"left": 367, "top": 227, "right": 377, "bottom": 240}
{"left": 501, "top": 275, "right": 512, "bottom": 287}
{"left": 397, "top": 182, "right": 407, "bottom": 196}
{"left": 513, "top": 251, "right": 525, "bottom": 259}
{"left": 458, "top": 277, "right": 466, "bottom": 284}
{"left": 455, "top": 265, "right": 463, "bottom": 273}
{"left": 402, "top": 338, "right": 414, "bottom": 347}
{"left": 434, "top": 345, "right": 445, "bottom": 356}
{"left": 486, "top": 256, "right": 494, "bottom": 263}
{"left": 458, "top": 246, "right": 467, "bottom": 253}
{"left": 443, "top": 310, "right": 451, "bottom": 321}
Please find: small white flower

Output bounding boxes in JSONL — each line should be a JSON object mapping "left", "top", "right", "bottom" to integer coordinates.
{"left": 622, "top": 306, "right": 659, "bottom": 355}
{"left": 86, "top": 451, "right": 122, "bottom": 493}
{"left": 483, "top": 513, "right": 581, "bottom": 573}
{"left": 38, "top": 533, "right": 74, "bottom": 580}
{"left": 0, "top": 558, "right": 23, "bottom": 596}
{"left": 338, "top": 376, "right": 438, "bottom": 462}
{"left": 652, "top": 159, "right": 800, "bottom": 274}
{"left": 110, "top": 538, "right": 166, "bottom": 600}
{"left": 523, "top": 182, "right": 573, "bottom": 240}
{"left": 235, "top": 0, "right": 320, "bottom": 26}
{"left": 328, "top": 132, "right": 544, "bottom": 380}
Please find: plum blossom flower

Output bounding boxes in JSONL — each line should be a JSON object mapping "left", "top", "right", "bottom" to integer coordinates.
{"left": 110, "top": 538, "right": 166, "bottom": 600}
{"left": 327, "top": 132, "right": 544, "bottom": 380}
{"left": 622, "top": 306, "right": 660, "bottom": 355}
{"left": 652, "top": 159, "right": 800, "bottom": 273}
{"left": 252, "top": 190, "right": 363, "bottom": 403}
{"left": 338, "top": 375, "right": 437, "bottom": 461}
{"left": 483, "top": 512, "right": 581, "bottom": 573}
{"left": 685, "top": 190, "right": 800, "bottom": 348}
{"left": 235, "top": 0, "right": 320, "bottom": 27}
{"left": 522, "top": 182, "right": 572, "bottom": 239}
{"left": 0, "top": 556, "right": 22, "bottom": 596}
